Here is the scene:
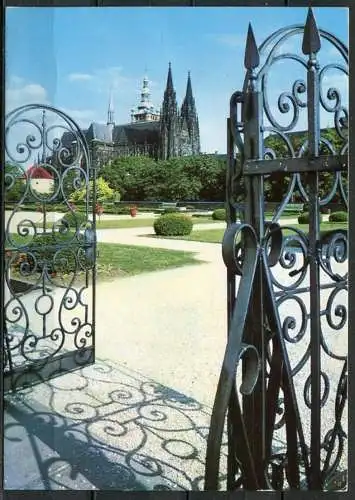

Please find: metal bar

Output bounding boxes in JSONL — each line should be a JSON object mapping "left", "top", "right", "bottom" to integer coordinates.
{"left": 204, "top": 225, "right": 260, "bottom": 490}
{"left": 0, "top": 3, "right": 5, "bottom": 488}
{"left": 91, "top": 145, "right": 97, "bottom": 366}
{"left": 243, "top": 86, "right": 267, "bottom": 487}
{"left": 304, "top": 32, "right": 323, "bottom": 490}
{"left": 244, "top": 155, "right": 348, "bottom": 176}
{"left": 226, "top": 117, "right": 238, "bottom": 489}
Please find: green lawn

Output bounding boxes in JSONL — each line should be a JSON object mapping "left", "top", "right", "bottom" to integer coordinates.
{"left": 6, "top": 232, "right": 203, "bottom": 283}
{"left": 155, "top": 222, "right": 348, "bottom": 244}
{"left": 96, "top": 243, "right": 202, "bottom": 280}
{"left": 32, "top": 215, "right": 222, "bottom": 230}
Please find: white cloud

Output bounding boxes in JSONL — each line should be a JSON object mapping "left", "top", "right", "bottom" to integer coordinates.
{"left": 96, "top": 66, "right": 132, "bottom": 93}
{"left": 67, "top": 66, "right": 132, "bottom": 95}
{"left": 6, "top": 79, "right": 49, "bottom": 113}
{"left": 5, "top": 77, "right": 98, "bottom": 167}
{"left": 321, "top": 72, "right": 348, "bottom": 96}
{"left": 60, "top": 107, "right": 98, "bottom": 128}
{"left": 68, "top": 73, "right": 93, "bottom": 82}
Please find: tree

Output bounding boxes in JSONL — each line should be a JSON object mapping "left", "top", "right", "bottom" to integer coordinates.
{"left": 69, "top": 176, "right": 115, "bottom": 204}
{"left": 100, "top": 156, "right": 158, "bottom": 201}
{"left": 263, "top": 128, "right": 348, "bottom": 202}
{"left": 100, "top": 154, "right": 227, "bottom": 202}
{"left": 181, "top": 155, "right": 226, "bottom": 201}
{"left": 5, "top": 163, "right": 26, "bottom": 203}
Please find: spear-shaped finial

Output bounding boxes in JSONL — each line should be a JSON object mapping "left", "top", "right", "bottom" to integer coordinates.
{"left": 302, "top": 8, "right": 321, "bottom": 55}
{"left": 244, "top": 23, "right": 259, "bottom": 70}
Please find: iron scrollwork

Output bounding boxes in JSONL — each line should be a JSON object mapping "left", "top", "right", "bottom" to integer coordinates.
{"left": 4, "top": 104, "right": 97, "bottom": 392}
{"left": 205, "top": 8, "right": 347, "bottom": 492}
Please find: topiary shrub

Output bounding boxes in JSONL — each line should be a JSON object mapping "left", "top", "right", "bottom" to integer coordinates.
{"left": 298, "top": 212, "right": 324, "bottom": 224}
{"left": 61, "top": 210, "right": 87, "bottom": 230}
{"left": 329, "top": 211, "right": 348, "bottom": 222}
{"left": 212, "top": 208, "right": 226, "bottom": 221}
{"left": 153, "top": 213, "right": 193, "bottom": 236}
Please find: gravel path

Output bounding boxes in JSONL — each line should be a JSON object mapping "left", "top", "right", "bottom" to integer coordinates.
{"left": 4, "top": 215, "right": 346, "bottom": 490}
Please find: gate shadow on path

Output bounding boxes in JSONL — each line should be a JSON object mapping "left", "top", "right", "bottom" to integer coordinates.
{"left": 4, "top": 359, "right": 228, "bottom": 491}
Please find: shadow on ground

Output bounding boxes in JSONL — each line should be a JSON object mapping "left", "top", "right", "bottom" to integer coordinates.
{"left": 4, "top": 359, "right": 228, "bottom": 490}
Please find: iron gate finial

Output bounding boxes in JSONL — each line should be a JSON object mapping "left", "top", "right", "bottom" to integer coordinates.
{"left": 302, "top": 8, "right": 321, "bottom": 55}
{"left": 244, "top": 23, "right": 260, "bottom": 71}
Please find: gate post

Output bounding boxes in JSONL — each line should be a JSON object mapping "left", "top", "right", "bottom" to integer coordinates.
{"left": 205, "top": 7, "right": 348, "bottom": 492}
{"left": 240, "top": 24, "right": 266, "bottom": 488}
{"left": 302, "top": 9, "right": 322, "bottom": 489}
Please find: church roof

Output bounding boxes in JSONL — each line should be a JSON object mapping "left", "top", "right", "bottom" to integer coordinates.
{"left": 25, "top": 165, "right": 53, "bottom": 179}
{"left": 113, "top": 121, "right": 160, "bottom": 145}
{"left": 60, "top": 120, "right": 160, "bottom": 148}
{"left": 86, "top": 122, "right": 114, "bottom": 143}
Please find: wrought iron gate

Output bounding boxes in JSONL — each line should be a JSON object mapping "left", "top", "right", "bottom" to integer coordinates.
{"left": 205, "top": 9, "right": 348, "bottom": 491}
{"left": 3, "top": 104, "right": 97, "bottom": 392}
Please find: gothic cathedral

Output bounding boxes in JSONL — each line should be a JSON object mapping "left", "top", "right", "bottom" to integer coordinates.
{"left": 65, "top": 64, "right": 201, "bottom": 166}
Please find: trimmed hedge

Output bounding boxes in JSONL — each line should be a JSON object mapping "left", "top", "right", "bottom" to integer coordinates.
{"left": 329, "top": 211, "right": 348, "bottom": 222}
{"left": 212, "top": 208, "right": 226, "bottom": 221}
{"left": 153, "top": 213, "right": 193, "bottom": 236}
{"left": 298, "top": 212, "right": 324, "bottom": 224}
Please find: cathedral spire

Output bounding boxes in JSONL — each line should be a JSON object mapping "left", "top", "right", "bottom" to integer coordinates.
{"left": 185, "top": 71, "right": 193, "bottom": 103}
{"left": 162, "top": 62, "right": 177, "bottom": 113}
{"left": 181, "top": 71, "right": 196, "bottom": 117}
{"left": 180, "top": 71, "right": 200, "bottom": 156}
{"left": 166, "top": 62, "right": 174, "bottom": 92}
{"left": 160, "top": 62, "right": 179, "bottom": 160}
{"left": 107, "top": 87, "right": 115, "bottom": 125}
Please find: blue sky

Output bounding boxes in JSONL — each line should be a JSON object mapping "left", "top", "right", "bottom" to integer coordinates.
{"left": 6, "top": 7, "right": 348, "bottom": 155}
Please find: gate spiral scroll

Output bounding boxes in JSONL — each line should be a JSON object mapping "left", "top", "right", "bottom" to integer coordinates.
{"left": 3, "top": 104, "right": 97, "bottom": 392}
{"left": 205, "top": 9, "right": 347, "bottom": 491}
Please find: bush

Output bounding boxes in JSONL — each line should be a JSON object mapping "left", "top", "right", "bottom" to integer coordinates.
{"left": 61, "top": 210, "right": 87, "bottom": 230}
{"left": 153, "top": 213, "right": 193, "bottom": 236}
{"left": 163, "top": 207, "right": 178, "bottom": 214}
{"left": 212, "top": 208, "right": 226, "bottom": 221}
{"left": 329, "top": 211, "right": 348, "bottom": 222}
{"left": 298, "top": 212, "right": 324, "bottom": 224}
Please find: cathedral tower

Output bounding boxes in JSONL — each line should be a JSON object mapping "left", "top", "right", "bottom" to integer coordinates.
{"left": 131, "top": 75, "right": 160, "bottom": 123}
{"left": 180, "top": 72, "right": 200, "bottom": 155}
{"left": 160, "top": 63, "right": 179, "bottom": 160}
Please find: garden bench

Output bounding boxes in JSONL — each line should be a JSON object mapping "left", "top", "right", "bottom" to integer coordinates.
{"left": 158, "top": 202, "right": 178, "bottom": 212}
{"left": 160, "top": 202, "right": 178, "bottom": 210}
{"left": 282, "top": 203, "right": 303, "bottom": 214}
